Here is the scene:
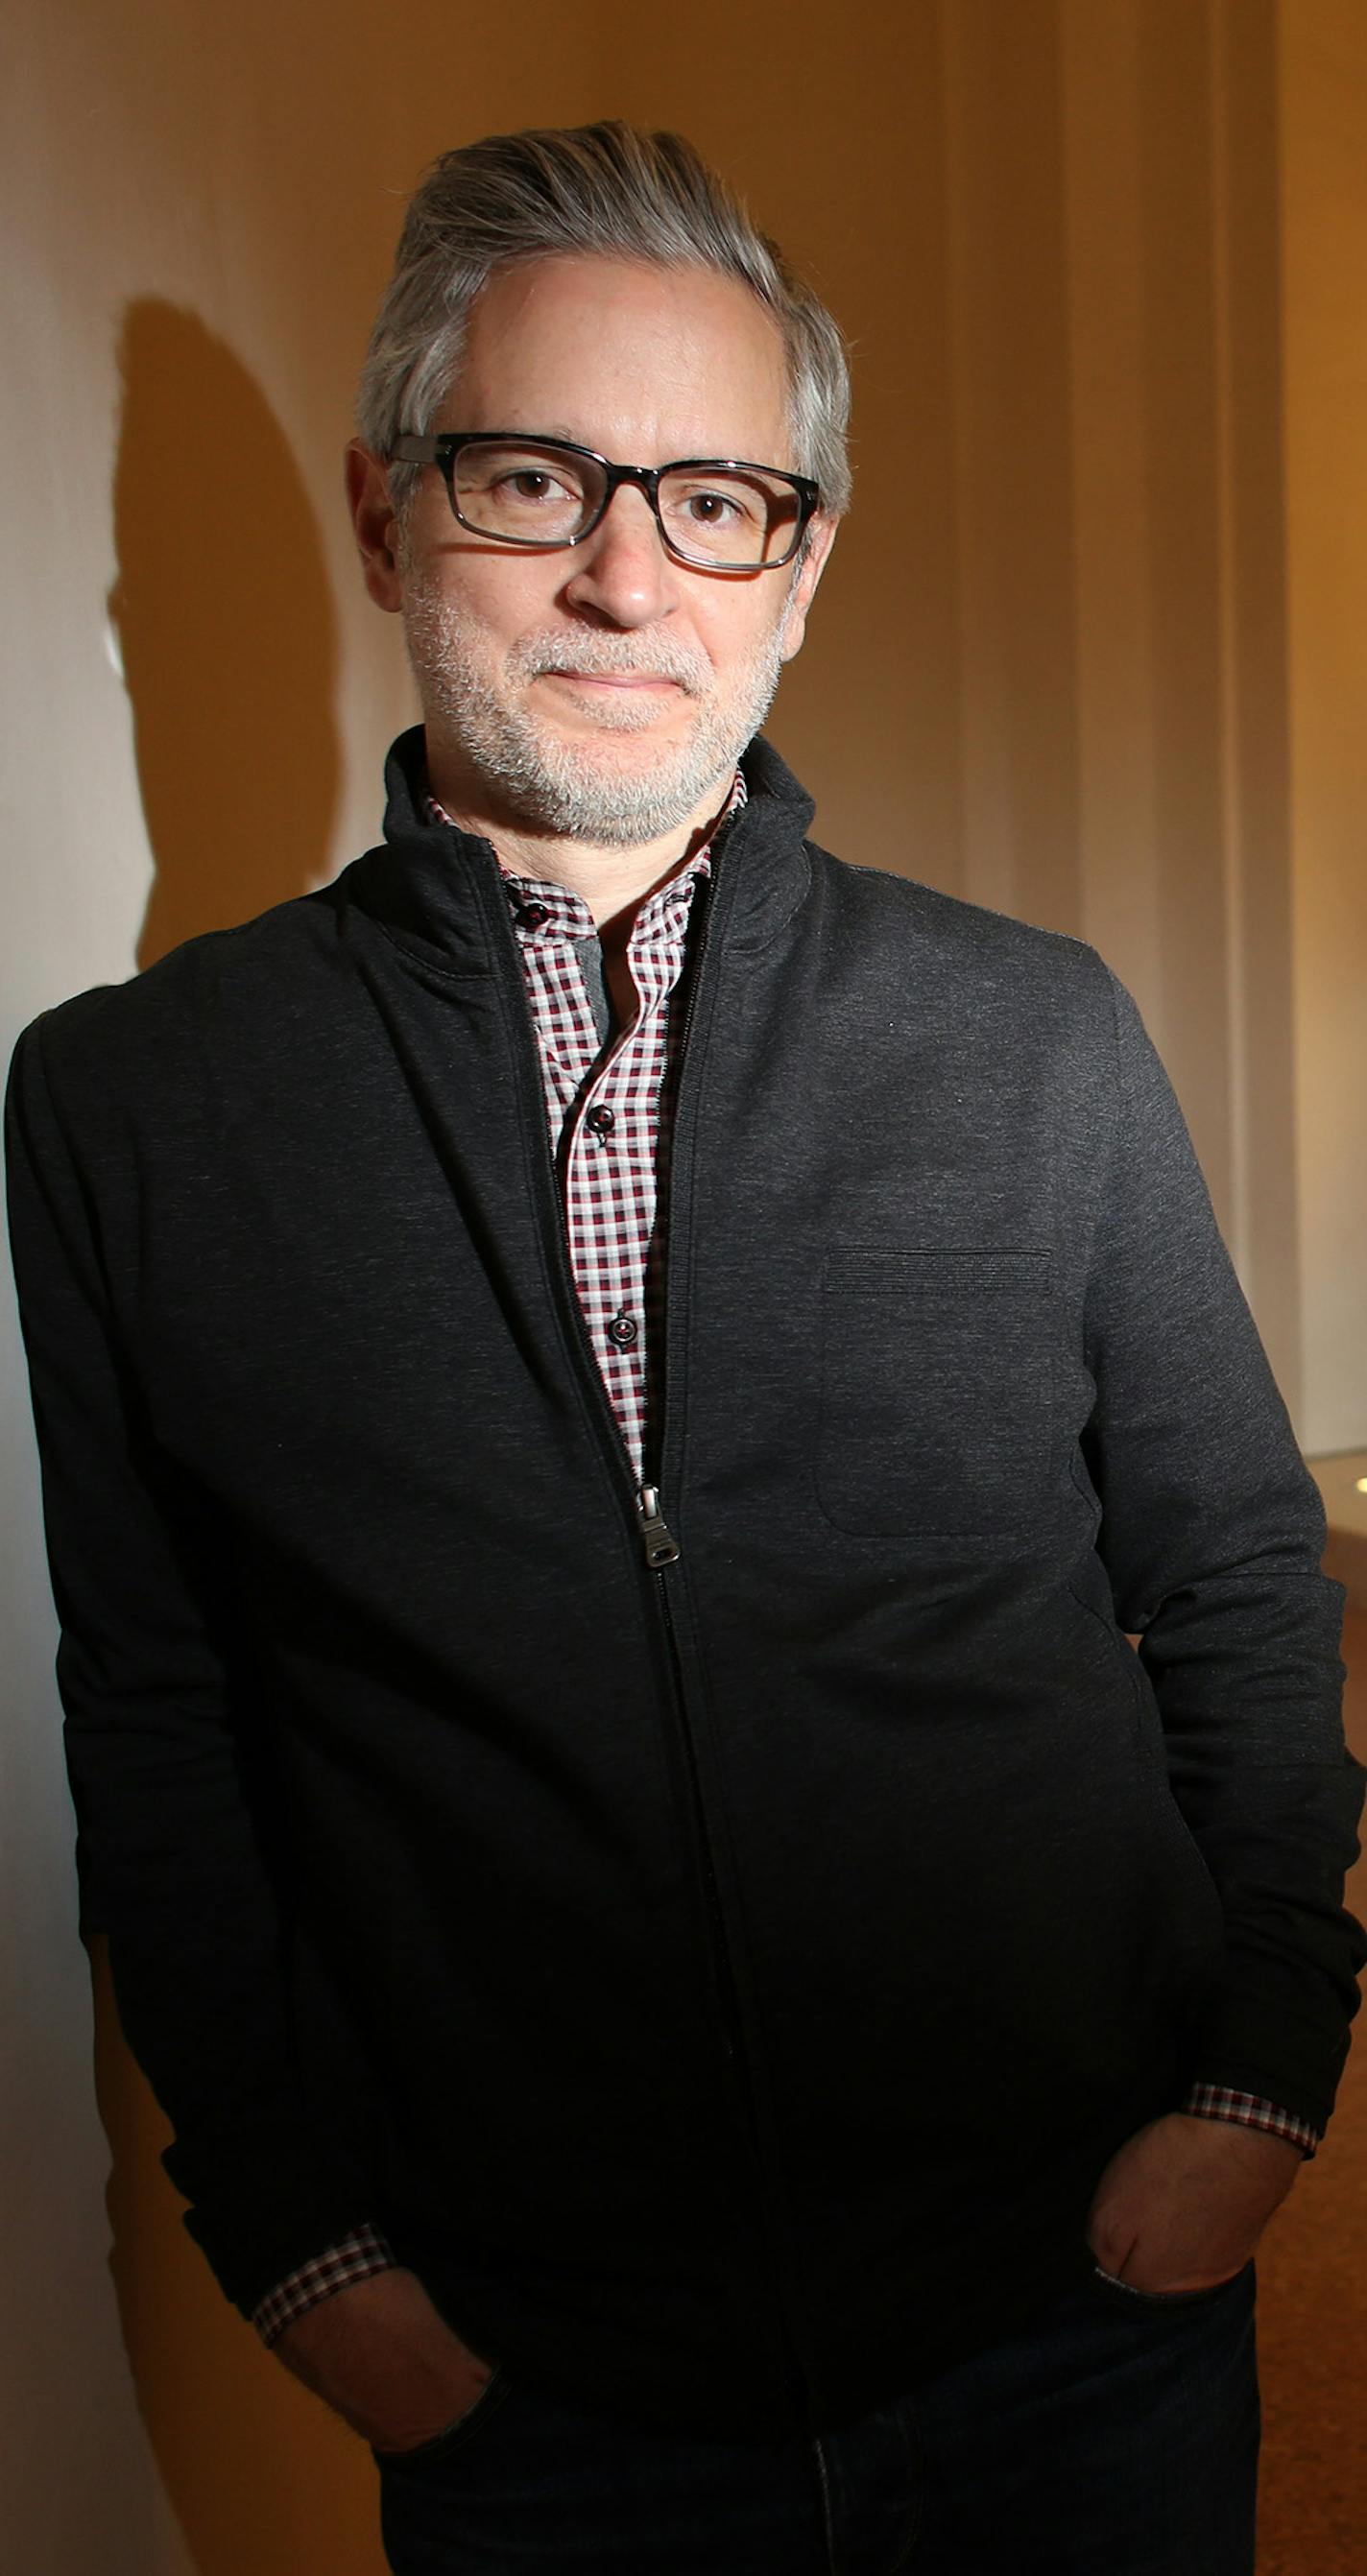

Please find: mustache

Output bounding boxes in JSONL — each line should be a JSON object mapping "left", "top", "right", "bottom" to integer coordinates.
{"left": 506, "top": 631, "right": 711, "bottom": 695}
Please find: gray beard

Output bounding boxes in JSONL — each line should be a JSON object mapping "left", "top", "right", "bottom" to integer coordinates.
{"left": 402, "top": 591, "right": 791, "bottom": 848}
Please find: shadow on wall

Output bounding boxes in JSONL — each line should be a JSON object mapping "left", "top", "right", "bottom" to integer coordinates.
{"left": 108, "top": 298, "right": 341, "bottom": 968}
{"left": 90, "top": 1943, "right": 388, "bottom": 2576}
{"left": 96, "top": 302, "right": 386, "bottom": 2571}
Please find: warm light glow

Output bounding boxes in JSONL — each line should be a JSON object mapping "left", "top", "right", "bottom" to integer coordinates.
{"left": 1356, "top": 1477, "right": 1367, "bottom": 1494}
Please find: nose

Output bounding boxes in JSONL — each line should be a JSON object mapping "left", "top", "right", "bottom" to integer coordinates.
{"left": 561, "top": 482, "right": 677, "bottom": 629}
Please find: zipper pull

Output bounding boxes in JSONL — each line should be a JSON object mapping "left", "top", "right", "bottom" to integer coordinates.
{"left": 636, "top": 1486, "right": 682, "bottom": 1569}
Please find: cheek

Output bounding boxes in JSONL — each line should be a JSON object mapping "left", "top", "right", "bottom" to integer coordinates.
{"left": 457, "top": 566, "right": 572, "bottom": 660}
{"left": 703, "top": 595, "right": 792, "bottom": 682}
{"left": 401, "top": 585, "right": 510, "bottom": 689}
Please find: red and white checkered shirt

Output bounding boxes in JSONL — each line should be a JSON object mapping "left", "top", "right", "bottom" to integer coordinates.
{"left": 251, "top": 778, "right": 1318, "bottom": 2347}
{"left": 466, "top": 775, "right": 742, "bottom": 1479}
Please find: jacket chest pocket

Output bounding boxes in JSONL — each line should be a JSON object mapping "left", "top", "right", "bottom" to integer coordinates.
{"left": 816, "top": 1249, "right": 1056, "bottom": 1536}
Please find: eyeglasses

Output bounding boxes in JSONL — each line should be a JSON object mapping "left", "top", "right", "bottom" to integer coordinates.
{"left": 389, "top": 432, "right": 821, "bottom": 572}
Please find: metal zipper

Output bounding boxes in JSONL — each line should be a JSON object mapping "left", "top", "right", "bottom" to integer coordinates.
{"left": 478, "top": 843, "right": 812, "bottom": 2391}
{"left": 485, "top": 859, "right": 757, "bottom": 2067}
{"left": 650, "top": 1500, "right": 816, "bottom": 2412}
{"left": 615, "top": 860, "right": 816, "bottom": 2394}
{"left": 636, "top": 1484, "right": 681, "bottom": 1567}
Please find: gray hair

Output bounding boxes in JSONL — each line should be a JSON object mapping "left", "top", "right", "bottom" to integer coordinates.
{"left": 356, "top": 122, "right": 851, "bottom": 522}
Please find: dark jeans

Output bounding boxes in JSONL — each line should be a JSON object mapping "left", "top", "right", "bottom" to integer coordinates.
{"left": 375, "top": 2259, "right": 1259, "bottom": 2574}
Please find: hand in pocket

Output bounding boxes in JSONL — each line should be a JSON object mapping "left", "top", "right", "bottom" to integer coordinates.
{"left": 1086, "top": 2111, "right": 1302, "bottom": 2295}
{"left": 274, "top": 2265, "right": 498, "bottom": 2452}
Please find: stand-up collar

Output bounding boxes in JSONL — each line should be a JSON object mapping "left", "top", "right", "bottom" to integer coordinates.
{"left": 344, "top": 727, "right": 817, "bottom": 972}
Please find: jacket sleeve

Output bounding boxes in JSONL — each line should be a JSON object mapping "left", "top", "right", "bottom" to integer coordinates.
{"left": 1081, "top": 966, "right": 1366, "bottom": 2135}
{"left": 5, "top": 1014, "right": 377, "bottom": 2316}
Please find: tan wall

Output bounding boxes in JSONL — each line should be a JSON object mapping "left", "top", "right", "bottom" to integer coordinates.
{"left": 3, "top": 2, "right": 1364, "bottom": 2567}
{"left": 1280, "top": 0, "right": 1367, "bottom": 1457}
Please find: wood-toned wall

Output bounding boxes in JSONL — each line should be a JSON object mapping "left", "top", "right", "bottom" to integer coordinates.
{"left": 1280, "top": 0, "right": 1367, "bottom": 1461}
{"left": 2, "top": 4, "right": 1363, "bottom": 2567}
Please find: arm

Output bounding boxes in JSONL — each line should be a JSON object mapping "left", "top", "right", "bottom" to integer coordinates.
{"left": 1083, "top": 968, "right": 1365, "bottom": 2126}
{"left": 1079, "top": 970, "right": 1366, "bottom": 2278}
{"left": 8, "top": 1014, "right": 499, "bottom": 2445}
{"left": 5, "top": 1015, "right": 376, "bottom": 2316}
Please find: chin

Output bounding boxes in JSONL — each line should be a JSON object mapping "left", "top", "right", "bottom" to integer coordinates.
{"left": 508, "top": 733, "right": 733, "bottom": 847}
{"left": 552, "top": 711, "right": 694, "bottom": 756}
{"left": 540, "top": 726, "right": 702, "bottom": 788}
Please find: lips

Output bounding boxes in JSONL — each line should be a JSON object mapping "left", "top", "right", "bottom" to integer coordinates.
{"left": 540, "top": 668, "right": 687, "bottom": 691}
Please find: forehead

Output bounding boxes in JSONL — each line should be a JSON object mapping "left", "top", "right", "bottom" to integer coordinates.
{"left": 438, "top": 253, "right": 794, "bottom": 465}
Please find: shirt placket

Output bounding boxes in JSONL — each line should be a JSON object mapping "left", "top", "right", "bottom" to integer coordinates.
{"left": 565, "top": 887, "right": 697, "bottom": 1478}
{"left": 506, "top": 873, "right": 701, "bottom": 1483}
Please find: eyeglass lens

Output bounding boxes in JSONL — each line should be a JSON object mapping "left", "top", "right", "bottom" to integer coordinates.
{"left": 450, "top": 440, "right": 803, "bottom": 567}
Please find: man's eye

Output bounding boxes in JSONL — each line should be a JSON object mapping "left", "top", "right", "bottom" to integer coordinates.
{"left": 460, "top": 453, "right": 588, "bottom": 508}
{"left": 499, "top": 470, "right": 562, "bottom": 501}
{"left": 684, "top": 489, "right": 743, "bottom": 524}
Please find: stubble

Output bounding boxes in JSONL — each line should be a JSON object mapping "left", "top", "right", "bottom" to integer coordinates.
{"left": 401, "top": 577, "right": 793, "bottom": 848}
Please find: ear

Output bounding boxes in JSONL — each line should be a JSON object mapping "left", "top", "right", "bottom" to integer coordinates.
{"left": 346, "top": 440, "right": 404, "bottom": 613}
{"left": 778, "top": 512, "right": 838, "bottom": 665}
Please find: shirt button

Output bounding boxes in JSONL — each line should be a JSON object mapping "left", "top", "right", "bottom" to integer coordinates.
{"left": 587, "top": 1106, "right": 616, "bottom": 1137}
{"left": 607, "top": 1310, "right": 638, "bottom": 1349}
{"left": 516, "top": 901, "right": 550, "bottom": 928}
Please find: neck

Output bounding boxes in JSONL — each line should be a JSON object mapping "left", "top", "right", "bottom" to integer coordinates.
{"left": 426, "top": 759, "right": 735, "bottom": 930}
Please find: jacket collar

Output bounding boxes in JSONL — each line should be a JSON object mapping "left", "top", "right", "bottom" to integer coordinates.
{"left": 344, "top": 727, "right": 816, "bottom": 971}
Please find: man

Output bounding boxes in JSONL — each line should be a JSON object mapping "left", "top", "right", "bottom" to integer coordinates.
{"left": 7, "top": 122, "right": 1364, "bottom": 2575}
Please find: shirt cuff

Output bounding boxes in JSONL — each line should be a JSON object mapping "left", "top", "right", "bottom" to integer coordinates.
{"left": 1183, "top": 2083, "right": 1321, "bottom": 2159}
{"left": 250, "top": 2091, "right": 1316, "bottom": 2341}
{"left": 252, "top": 2225, "right": 400, "bottom": 2348}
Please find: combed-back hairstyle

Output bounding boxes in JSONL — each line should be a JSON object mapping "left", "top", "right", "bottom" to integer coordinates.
{"left": 356, "top": 121, "right": 851, "bottom": 522}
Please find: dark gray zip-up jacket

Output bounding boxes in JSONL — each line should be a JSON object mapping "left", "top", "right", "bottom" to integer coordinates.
{"left": 7, "top": 729, "right": 1364, "bottom": 2442}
